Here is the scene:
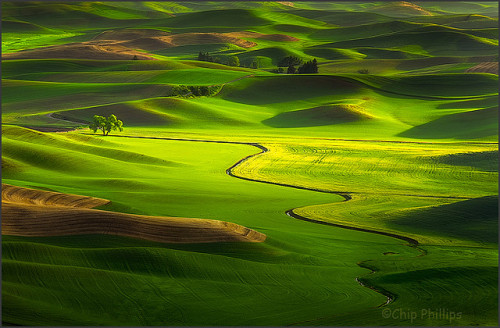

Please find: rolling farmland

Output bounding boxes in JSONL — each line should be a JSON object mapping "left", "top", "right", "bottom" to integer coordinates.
{"left": 1, "top": 1, "right": 498, "bottom": 326}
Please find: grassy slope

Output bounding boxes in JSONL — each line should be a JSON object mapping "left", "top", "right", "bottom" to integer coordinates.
{"left": 3, "top": 126, "right": 497, "bottom": 326}
{"left": 1, "top": 127, "right": 394, "bottom": 326}
{"left": 1, "top": 1, "right": 498, "bottom": 326}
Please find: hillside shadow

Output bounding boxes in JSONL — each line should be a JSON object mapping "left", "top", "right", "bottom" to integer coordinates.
{"left": 398, "top": 106, "right": 497, "bottom": 139}
{"left": 428, "top": 150, "right": 498, "bottom": 172}
{"left": 436, "top": 96, "right": 497, "bottom": 109}
{"left": 262, "top": 104, "right": 368, "bottom": 128}
{"left": 389, "top": 196, "right": 498, "bottom": 244}
{"left": 223, "top": 75, "right": 360, "bottom": 105}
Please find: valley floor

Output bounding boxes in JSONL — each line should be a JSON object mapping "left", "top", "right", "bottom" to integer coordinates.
{"left": 2, "top": 127, "right": 497, "bottom": 326}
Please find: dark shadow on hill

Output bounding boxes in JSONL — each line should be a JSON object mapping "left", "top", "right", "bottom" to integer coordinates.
{"left": 155, "top": 43, "right": 234, "bottom": 57}
{"left": 436, "top": 96, "right": 498, "bottom": 110}
{"left": 427, "top": 151, "right": 498, "bottom": 172}
{"left": 398, "top": 107, "right": 497, "bottom": 139}
{"left": 163, "top": 9, "right": 269, "bottom": 28}
{"left": 57, "top": 103, "right": 176, "bottom": 127}
{"left": 237, "top": 46, "right": 296, "bottom": 66}
{"left": 289, "top": 9, "right": 391, "bottom": 26}
{"left": 222, "top": 75, "right": 360, "bottom": 105}
{"left": 262, "top": 104, "right": 369, "bottom": 128}
{"left": 376, "top": 266, "right": 498, "bottom": 284}
{"left": 327, "top": 30, "right": 498, "bottom": 56}
{"left": 303, "top": 47, "right": 359, "bottom": 60}
{"left": 389, "top": 196, "right": 498, "bottom": 245}
{"left": 2, "top": 20, "right": 47, "bottom": 33}
{"left": 356, "top": 47, "right": 427, "bottom": 59}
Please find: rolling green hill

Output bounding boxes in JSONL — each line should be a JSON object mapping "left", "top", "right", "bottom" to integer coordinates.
{"left": 326, "top": 30, "right": 498, "bottom": 56}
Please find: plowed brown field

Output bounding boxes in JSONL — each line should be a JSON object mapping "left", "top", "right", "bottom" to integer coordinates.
{"left": 1, "top": 184, "right": 266, "bottom": 243}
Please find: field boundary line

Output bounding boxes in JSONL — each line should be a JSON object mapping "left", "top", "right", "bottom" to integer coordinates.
{"left": 107, "top": 134, "right": 430, "bottom": 313}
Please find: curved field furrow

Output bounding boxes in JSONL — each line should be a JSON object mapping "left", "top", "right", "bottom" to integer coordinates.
{"left": 233, "top": 142, "right": 496, "bottom": 199}
{"left": 2, "top": 133, "right": 496, "bottom": 325}
{"left": 98, "top": 135, "right": 434, "bottom": 312}
{"left": 221, "top": 138, "right": 496, "bottom": 326}
{"left": 2, "top": 183, "right": 110, "bottom": 208}
{"left": 40, "top": 134, "right": 422, "bottom": 310}
{"left": 2, "top": 184, "right": 266, "bottom": 244}
{"left": 222, "top": 141, "right": 425, "bottom": 310}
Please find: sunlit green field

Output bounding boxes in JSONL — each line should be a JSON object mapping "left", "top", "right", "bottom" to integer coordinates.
{"left": 2, "top": 1, "right": 498, "bottom": 326}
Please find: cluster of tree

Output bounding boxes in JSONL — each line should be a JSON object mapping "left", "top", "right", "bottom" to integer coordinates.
{"left": 198, "top": 51, "right": 216, "bottom": 62}
{"left": 297, "top": 59, "right": 318, "bottom": 74}
{"left": 242, "top": 58, "right": 260, "bottom": 69}
{"left": 197, "top": 51, "right": 239, "bottom": 67}
{"left": 172, "top": 84, "right": 223, "bottom": 97}
{"left": 89, "top": 114, "right": 123, "bottom": 136}
{"left": 278, "top": 56, "right": 302, "bottom": 67}
{"left": 273, "top": 56, "right": 318, "bottom": 74}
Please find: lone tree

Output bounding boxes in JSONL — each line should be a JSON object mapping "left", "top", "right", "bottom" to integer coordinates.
{"left": 227, "top": 55, "right": 240, "bottom": 67}
{"left": 89, "top": 114, "right": 123, "bottom": 136}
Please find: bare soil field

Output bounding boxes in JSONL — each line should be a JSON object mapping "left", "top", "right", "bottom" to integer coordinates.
{"left": 3, "top": 29, "right": 300, "bottom": 60}
{"left": 2, "top": 184, "right": 266, "bottom": 243}
{"left": 2, "top": 42, "right": 155, "bottom": 60}
{"left": 466, "top": 62, "right": 499, "bottom": 74}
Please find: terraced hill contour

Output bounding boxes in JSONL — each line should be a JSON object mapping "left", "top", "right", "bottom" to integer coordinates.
{"left": 2, "top": 184, "right": 266, "bottom": 243}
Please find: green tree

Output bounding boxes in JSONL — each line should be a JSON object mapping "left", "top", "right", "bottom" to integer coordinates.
{"left": 89, "top": 114, "right": 123, "bottom": 136}
{"left": 287, "top": 65, "right": 296, "bottom": 74}
{"left": 89, "top": 115, "right": 106, "bottom": 135}
{"left": 312, "top": 58, "right": 318, "bottom": 73}
{"left": 278, "top": 56, "right": 302, "bottom": 67}
{"left": 227, "top": 55, "right": 240, "bottom": 67}
{"left": 198, "top": 51, "right": 214, "bottom": 62}
{"left": 298, "top": 58, "right": 319, "bottom": 74}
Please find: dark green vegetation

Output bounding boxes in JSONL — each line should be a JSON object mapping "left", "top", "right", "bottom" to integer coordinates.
{"left": 2, "top": 1, "right": 498, "bottom": 326}
{"left": 89, "top": 114, "right": 123, "bottom": 135}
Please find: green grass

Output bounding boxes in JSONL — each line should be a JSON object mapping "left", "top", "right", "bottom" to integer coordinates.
{"left": 2, "top": 127, "right": 497, "bottom": 326}
{"left": 287, "top": 9, "right": 393, "bottom": 26}
{"left": 154, "top": 42, "right": 243, "bottom": 59}
{"left": 8, "top": 68, "right": 250, "bottom": 85}
{"left": 399, "top": 106, "right": 498, "bottom": 139}
{"left": 1, "top": 59, "right": 195, "bottom": 77}
{"left": 343, "top": 73, "right": 498, "bottom": 98}
{"left": 221, "top": 74, "right": 363, "bottom": 104}
{"left": 309, "top": 20, "right": 422, "bottom": 41}
{"left": 162, "top": 9, "right": 271, "bottom": 28}
{"left": 1, "top": 1, "right": 498, "bottom": 326}
{"left": 327, "top": 30, "right": 498, "bottom": 56}
{"left": 303, "top": 46, "right": 366, "bottom": 60}
{"left": 3, "top": 127, "right": 497, "bottom": 326}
